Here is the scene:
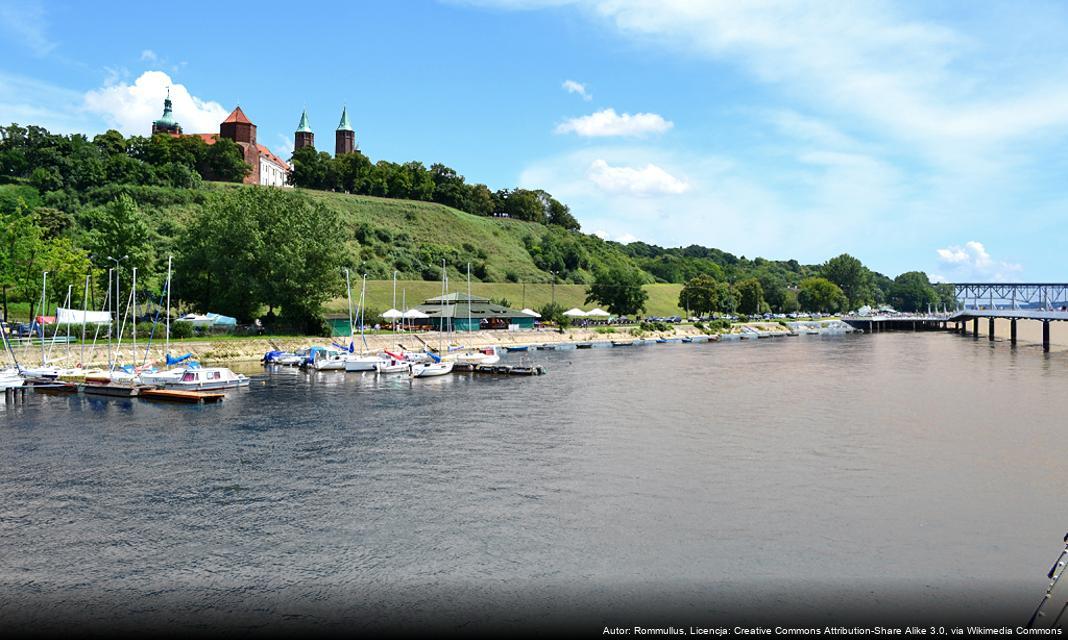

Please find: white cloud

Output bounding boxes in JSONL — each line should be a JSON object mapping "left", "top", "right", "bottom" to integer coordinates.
{"left": 593, "top": 229, "right": 609, "bottom": 239}
{"left": 936, "top": 241, "right": 1022, "bottom": 281}
{"left": 562, "top": 79, "right": 592, "bottom": 101}
{"left": 586, "top": 159, "right": 689, "bottom": 196}
{"left": 615, "top": 232, "right": 638, "bottom": 244}
{"left": 83, "top": 70, "right": 230, "bottom": 136}
{"left": 555, "top": 108, "right": 672, "bottom": 137}
{"left": 140, "top": 49, "right": 158, "bottom": 62}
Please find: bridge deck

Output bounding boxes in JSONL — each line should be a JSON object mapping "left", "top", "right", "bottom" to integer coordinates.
{"left": 949, "top": 310, "right": 1068, "bottom": 322}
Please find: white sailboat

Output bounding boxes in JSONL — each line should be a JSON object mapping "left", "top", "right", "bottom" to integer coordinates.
{"left": 411, "top": 260, "right": 454, "bottom": 378}
{"left": 343, "top": 270, "right": 385, "bottom": 372}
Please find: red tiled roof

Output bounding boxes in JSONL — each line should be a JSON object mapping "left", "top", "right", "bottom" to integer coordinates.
{"left": 222, "top": 106, "right": 253, "bottom": 125}
{"left": 257, "top": 144, "right": 290, "bottom": 170}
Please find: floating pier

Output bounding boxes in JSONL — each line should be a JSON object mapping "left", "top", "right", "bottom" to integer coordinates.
{"left": 139, "top": 389, "right": 225, "bottom": 404}
{"left": 453, "top": 363, "right": 545, "bottom": 376}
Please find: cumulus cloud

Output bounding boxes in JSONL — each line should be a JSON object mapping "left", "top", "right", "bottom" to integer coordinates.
{"left": 936, "top": 241, "right": 1022, "bottom": 281}
{"left": 140, "top": 49, "right": 158, "bottom": 62}
{"left": 586, "top": 159, "right": 689, "bottom": 196}
{"left": 562, "top": 79, "right": 592, "bottom": 101}
{"left": 556, "top": 108, "right": 672, "bottom": 137}
{"left": 83, "top": 71, "right": 230, "bottom": 136}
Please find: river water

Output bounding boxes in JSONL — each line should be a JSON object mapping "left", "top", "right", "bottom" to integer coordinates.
{"left": 2, "top": 332, "right": 1067, "bottom": 633}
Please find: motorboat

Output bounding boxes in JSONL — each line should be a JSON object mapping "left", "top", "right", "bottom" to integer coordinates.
{"left": 455, "top": 346, "right": 500, "bottom": 365}
{"left": 506, "top": 345, "right": 529, "bottom": 352}
{"left": 376, "top": 359, "right": 411, "bottom": 374}
{"left": 411, "top": 361, "right": 454, "bottom": 378}
{"left": 308, "top": 347, "right": 347, "bottom": 371}
{"left": 162, "top": 367, "right": 250, "bottom": 390}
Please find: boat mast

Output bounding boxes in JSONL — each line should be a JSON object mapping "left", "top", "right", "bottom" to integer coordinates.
{"left": 39, "top": 271, "right": 47, "bottom": 366}
{"left": 467, "top": 262, "right": 472, "bottom": 333}
{"left": 360, "top": 273, "right": 369, "bottom": 352}
{"left": 165, "top": 255, "right": 172, "bottom": 354}
{"left": 106, "top": 268, "right": 113, "bottom": 370}
{"left": 81, "top": 273, "right": 89, "bottom": 366}
{"left": 65, "top": 284, "right": 73, "bottom": 363}
{"left": 132, "top": 267, "right": 137, "bottom": 368}
{"left": 344, "top": 268, "right": 354, "bottom": 346}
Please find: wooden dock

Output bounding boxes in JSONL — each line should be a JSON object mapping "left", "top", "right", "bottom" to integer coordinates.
{"left": 452, "top": 363, "right": 545, "bottom": 376}
{"left": 139, "top": 389, "right": 225, "bottom": 404}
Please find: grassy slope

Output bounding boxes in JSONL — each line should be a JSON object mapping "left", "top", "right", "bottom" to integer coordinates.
{"left": 300, "top": 190, "right": 687, "bottom": 315}
{"left": 300, "top": 190, "right": 551, "bottom": 282}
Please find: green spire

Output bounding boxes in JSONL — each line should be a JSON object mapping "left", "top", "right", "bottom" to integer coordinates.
{"left": 153, "top": 88, "right": 178, "bottom": 127}
{"left": 296, "top": 109, "right": 312, "bottom": 133}
{"left": 336, "top": 106, "right": 353, "bottom": 132}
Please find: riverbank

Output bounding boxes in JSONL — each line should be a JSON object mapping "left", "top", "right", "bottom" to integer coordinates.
{"left": 8, "top": 321, "right": 854, "bottom": 367}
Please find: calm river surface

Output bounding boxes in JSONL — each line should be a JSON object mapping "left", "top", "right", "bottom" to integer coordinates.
{"left": 3, "top": 332, "right": 1067, "bottom": 632}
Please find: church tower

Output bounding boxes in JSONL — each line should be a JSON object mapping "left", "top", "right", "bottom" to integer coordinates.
{"left": 220, "top": 106, "right": 256, "bottom": 145}
{"left": 151, "top": 88, "right": 182, "bottom": 135}
{"left": 335, "top": 107, "right": 355, "bottom": 156}
{"left": 294, "top": 109, "right": 314, "bottom": 151}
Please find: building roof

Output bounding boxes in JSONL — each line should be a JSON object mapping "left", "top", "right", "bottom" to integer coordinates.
{"left": 336, "top": 106, "right": 353, "bottom": 132}
{"left": 424, "top": 293, "right": 491, "bottom": 304}
{"left": 413, "top": 300, "right": 528, "bottom": 319}
{"left": 153, "top": 91, "right": 179, "bottom": 127}
{"left": 296, "top": 109, "right": 312, "bottom": 133}
{"left": 223, "top": 106, "right": 253, "bottom": 125}
{"left": 257, "top": 144, "right": 290, "bottom": 170}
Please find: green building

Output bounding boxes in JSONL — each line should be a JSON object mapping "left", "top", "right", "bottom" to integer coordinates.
{"left": 414, "top": 293, "right": 535, "bottom": 331}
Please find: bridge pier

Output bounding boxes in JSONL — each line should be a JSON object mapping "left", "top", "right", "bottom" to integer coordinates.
{"left": 1043, "top": 321, "right": 1051, "bottom": 352}
{"left": 973, "top": 317, "right": 979, "bottom": 339}
{"left": 958, "top": 321, "right": 965, "bottom": 335}
{"left": 988, "top": 317, "right": 995, "bottom": 341}
{"left": 1010, "top": 319, "right": 1017, "bottom": 346}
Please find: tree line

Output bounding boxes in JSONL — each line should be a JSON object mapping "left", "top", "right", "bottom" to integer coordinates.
{"left": 289, "top": 146, "right": 580, "bottom": 230}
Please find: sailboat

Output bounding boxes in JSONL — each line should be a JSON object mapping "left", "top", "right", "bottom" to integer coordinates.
{"left": 343, "top": 270, "right": 385, "bottom": 372}
{"left": 411, "top": 260, "right": 454, "bottom": 378}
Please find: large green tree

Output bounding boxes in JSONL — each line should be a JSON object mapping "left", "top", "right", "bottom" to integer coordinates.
{"left": 821, "top": 253, "right": 874, "bottom": 311}
{"left": 888, "top": 271, "right": 940, "bottom": 312}
{"left": 679, "top": 275, "right": 732, "bottom": 316}
{"left": 585, "top": 265, "right": 648, "bottom": 316}
{"left": 797, "top": 277, "right": 848, "bottom": 313}
{"left": 174, "top": 189, "right": 345, "bottom": 329}
{"left": 733, "top": 277, "right": 767, "bottom": 315}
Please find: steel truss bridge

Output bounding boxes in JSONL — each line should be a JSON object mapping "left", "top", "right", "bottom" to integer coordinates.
{"left": 953, "top": 283, "right": 1068, "bottom": 310}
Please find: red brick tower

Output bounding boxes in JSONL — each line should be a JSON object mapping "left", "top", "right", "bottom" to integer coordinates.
{"left": 335, "top": 107, "right": 355, "bottom": 156}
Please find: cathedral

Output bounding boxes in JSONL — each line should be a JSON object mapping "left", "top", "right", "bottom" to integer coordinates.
{"left": 292, "top": 106, "right": 358, "bottom": 156}
{"left": 150, "top": 92, "right": 361, "bottom": 188}
{"left": 151, "top": 91, "right": 288, "bottom": 187}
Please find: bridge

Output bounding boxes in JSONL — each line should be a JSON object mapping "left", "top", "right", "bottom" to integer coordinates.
{"left": 841, "top": 283, "right": 1068, "bottom": 352}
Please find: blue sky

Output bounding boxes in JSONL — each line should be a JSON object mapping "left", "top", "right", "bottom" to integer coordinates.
{"left": 2, "top": 0, "right": 1066, "bottom": 281}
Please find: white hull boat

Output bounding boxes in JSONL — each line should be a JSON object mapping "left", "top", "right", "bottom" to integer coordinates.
{"left": 162, "top": 367, "right": 250, "bottom": 391}
{"left": 411, "top": 361, "right": 454, "bottom": 378}
{"left": 376, "top": 361, "right": 410, "bottom": 374}
{"left": 344, "top": 355, "right": 382, "bottom": 372}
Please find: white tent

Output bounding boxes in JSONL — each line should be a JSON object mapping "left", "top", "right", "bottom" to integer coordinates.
{"left": 587, "top": 308, "right": 611, "bottom": 317}
{"left": 381, "top": 308, "right": 403, "bottom": 319}
{"left": 563, "top": 308, "right": 587, "bottom": 317}
{"left": 402, "top": 309, "right": 430, "bottom": 319}
{"left": 56, "top": 307, "right": 111, "bottom": 324}
{"left": 520, "top": 308, "right": 542, "bottom": 318}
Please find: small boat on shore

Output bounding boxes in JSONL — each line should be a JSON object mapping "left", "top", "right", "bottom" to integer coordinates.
{"left": 576, "top": 342, "right": 592, "bottom": 349}
{"left": 612, "top": 340, "right": 635, "bottom": 347}
{"left": 506, "top": 345, "right": 529, "bottom": 352}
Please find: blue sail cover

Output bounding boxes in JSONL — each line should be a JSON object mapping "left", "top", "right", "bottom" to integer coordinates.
{"left": 425, "top": 349, "right": 441, "bottom": 363}
{"left": 166, "top": 352, "right": 194, "bottom": 366}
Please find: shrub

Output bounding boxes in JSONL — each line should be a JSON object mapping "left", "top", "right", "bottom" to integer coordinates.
{"left": 170, "top": 320, "right": 194, "bottom": 339}
{"left": 594, "top": 326, "right": 616, "bottom": 334}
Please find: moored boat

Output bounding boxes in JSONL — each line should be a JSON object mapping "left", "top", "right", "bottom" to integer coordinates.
{"left": 162, "top": 367, "right": 250, "bottom": 391}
